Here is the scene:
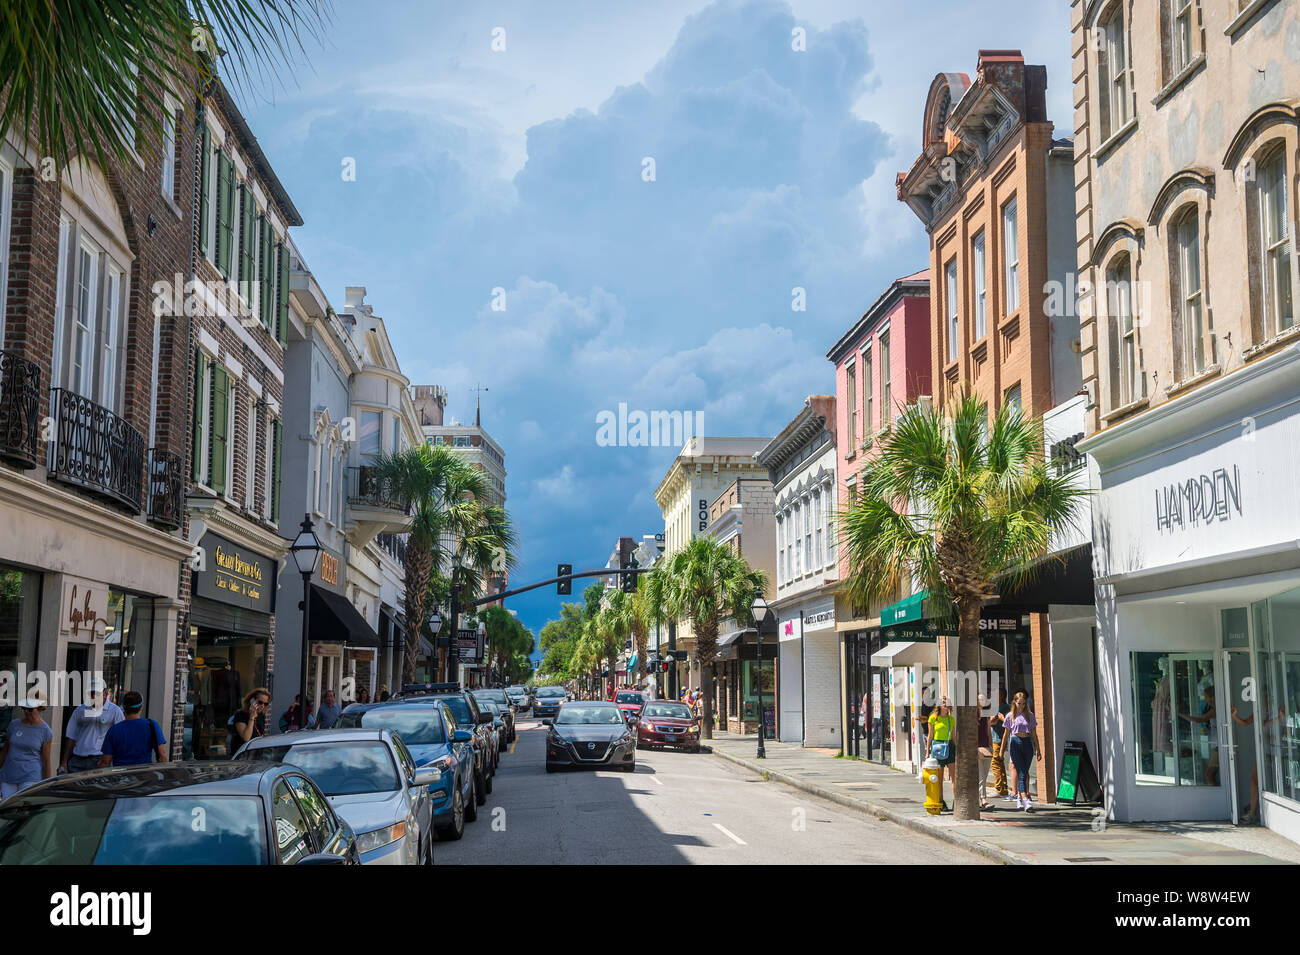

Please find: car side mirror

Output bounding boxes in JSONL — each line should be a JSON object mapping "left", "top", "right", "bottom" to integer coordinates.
{"left": 477, "top": 712, "right": 494, "bottom": 725}
{"left": 413, "top": 766, "right": 442, "bottom": 787}
{"left": 297, "top": 852, "right": 348, "bottom": 865}
{"left": 452, "top": 729, "right": 473, "bottom": 743}
{"left": 542, "top": 718, "right": 553, "bottom": 726}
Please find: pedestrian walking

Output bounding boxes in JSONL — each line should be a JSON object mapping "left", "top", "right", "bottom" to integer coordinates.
{"left": 59, "top": 678, "right": 124, "bottom": 774}
{"left": 231, "top": 688, "right": 271, "bottom": 755}
{"left": 98, "top": 692, "right": 168, "bottom": 768}
{"left": 990, "top": 687, "right": 1010, "bottom": 798}
{"left": 1005, "top": 690, "right": 1042, "bottom": 811}
{"left": 926, "top": 697, "right": 956, "bottom": 811}
{"left": 977, "top": 694, "right": 994, "bottom": 810}
{"left": 315, "top": 689, "right": 341, "bottom": 729}
{"left": 0, "top": 690, "right": 53, "bottom": 799}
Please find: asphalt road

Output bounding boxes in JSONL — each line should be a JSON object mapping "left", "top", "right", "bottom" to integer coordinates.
{"left": 435, "top": 716, "right": 987, "bottom": 865}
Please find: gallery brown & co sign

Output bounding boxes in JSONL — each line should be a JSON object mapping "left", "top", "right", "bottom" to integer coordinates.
{"left": 193, "top": 532, "right": 275, "bottom": 613}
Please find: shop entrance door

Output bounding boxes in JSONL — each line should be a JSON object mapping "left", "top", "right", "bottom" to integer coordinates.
{"left": 1221, "top": 648, "right": 1257, "bottom": 825}
{"left": 61, "top": 643, "right": 91, "bottom": 740}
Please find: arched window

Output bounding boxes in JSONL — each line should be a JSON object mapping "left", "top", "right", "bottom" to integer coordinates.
{"left": 1170, "top": 206, "right": 1208, "bottom": 380}
{"left": 1255, "top": 145, "right": 1294, "bottom": 339}
{"left": 1105, "top": 252, "right": 1144, "bottom": 407}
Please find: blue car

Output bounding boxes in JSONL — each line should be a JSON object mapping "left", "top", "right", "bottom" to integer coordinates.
{"left": 337, "top": 700, "right": 477, "bottom": 840}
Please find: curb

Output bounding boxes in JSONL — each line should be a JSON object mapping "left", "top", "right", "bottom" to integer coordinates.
{"left": 705, "top": 746, "right": 1030, "bottom": 865}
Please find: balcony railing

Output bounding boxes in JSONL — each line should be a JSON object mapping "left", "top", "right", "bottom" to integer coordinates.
{"left": 376, "top": 532, "right": 408, "bottom": 564}
{"left": 0, "top": 350, "right": 41, "bottom": 468}
{"left": 349, "top": 465, "right": 411, "bottom": 514}
{"left": 147, "top": 448, "right": 184, "bottom": 529}
{"left": 47, "top": 389, "right": 145, "bottom": 513}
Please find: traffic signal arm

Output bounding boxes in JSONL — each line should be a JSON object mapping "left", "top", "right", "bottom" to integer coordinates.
{"left": 467, "top": 566, "right": 651, "bottom": 608}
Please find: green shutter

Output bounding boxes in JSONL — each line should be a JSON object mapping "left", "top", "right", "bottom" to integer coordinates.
{"left": 191, "top": 348, "right": 206, "bottom": 481}
{"left": 216, "top": 153, "right": 233, "bottom": 277}
{"left": 260, "top": 217, "right": 273, "bottom": 328}
{"left": 198, "top": 124, "right": 210, "bottom": 255}
{"left": 276, "top": 241, "right": 289, "bottom": 345}
{"left": 240, "top": 186, "right": 254, "bottom": 300}
{"left": 210, "top": 365, "right": 229, "bottom": 495}
{"left": 271, "top": 419, "right": 282, "bottom": 522}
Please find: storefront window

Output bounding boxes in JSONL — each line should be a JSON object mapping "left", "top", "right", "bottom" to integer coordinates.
{"left": 1256, "top": 589, "right": 1300, "bottom": 803}
{"left": 740, "top": 658, "right": 775, "bottom": 723}
{"left": 184, "top": 627, "right": 268, "bottom": 759}
{"left": 103, "top": 590, "right": 154, "bottom": 706}
{"left": 0, "top": 564, "right": 41, "bottom": 731}
{"left": 1131, "top": 651, "right": 1217, "bottom": 786}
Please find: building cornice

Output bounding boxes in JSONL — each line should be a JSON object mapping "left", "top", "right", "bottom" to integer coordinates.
{"left": 187, "top": 497, "right": 289, "bottom": 556}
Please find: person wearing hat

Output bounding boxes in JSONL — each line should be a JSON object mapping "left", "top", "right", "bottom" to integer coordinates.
{"left": 59, "top": 678, "right": 124, "bottom": 775}
{"left": 98, "top": 691, "right": 168, "bottom": 768}
{"left": 0, "top": 689, "right": 54, "bottom": 799}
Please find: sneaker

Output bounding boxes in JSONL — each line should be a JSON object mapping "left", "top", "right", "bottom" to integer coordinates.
{"left": 1005, "top": 793, "right": 1018, "bottom": 801}
{"left": 1023, "top": 800, "right": 1033, "bottom": 813}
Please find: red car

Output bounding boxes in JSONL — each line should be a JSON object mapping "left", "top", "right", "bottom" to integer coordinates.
{"left": 635, "top": 700, "right": 701, "bottom": 752}
{"left": 614, "top": 691, "right": 647, "bottom": 722}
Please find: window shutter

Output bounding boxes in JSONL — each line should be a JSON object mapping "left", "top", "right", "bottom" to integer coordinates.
{"left": 239, "top": 186, "right": 254, "bottom": 300}
{"left": 199, "top": 124, "right": 210, "bottom": 255}
{"left": 271, "top": 418, "right": 282, "bottom": 522}
{"left": 191, "top": 348, "right": 206, "bottom": 481}
{"left": 261, "top": 218, "right": 273, "bottom": 328}
{"left": 217, "top": 153, "right": 234, "bottom": 276}
{"left": 211, "top": 365, "right": 229, "bottom": 494}
{"left": 276, "top": 241, "right": 289, "bottom": 345}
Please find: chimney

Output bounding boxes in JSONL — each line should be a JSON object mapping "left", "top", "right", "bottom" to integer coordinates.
{"left": 412, "top": 385, "right": 448, "bottom": 426}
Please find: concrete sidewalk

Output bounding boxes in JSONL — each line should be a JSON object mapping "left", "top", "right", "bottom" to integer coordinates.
{"left": 704, "top": 734, "right": 1300, "bottom": 865}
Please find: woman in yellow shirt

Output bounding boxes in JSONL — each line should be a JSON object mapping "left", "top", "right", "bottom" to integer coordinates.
{"left": 927, "top": 697, "right": 956, "bottom": 812}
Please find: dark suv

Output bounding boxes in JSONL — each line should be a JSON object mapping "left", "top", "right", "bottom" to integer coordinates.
{"left": 398, "top": 684, "right": 495, "bottom": 806}
{"left": 471, "top": 688, "right": 516, "bottom": 744}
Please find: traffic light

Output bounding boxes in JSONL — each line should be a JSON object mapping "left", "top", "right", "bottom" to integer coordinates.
{"left": 557, "top": 564, "right": 572, "bottom": 595}
{"left": 620, "top": 558, "right": 637, "bottom": 593}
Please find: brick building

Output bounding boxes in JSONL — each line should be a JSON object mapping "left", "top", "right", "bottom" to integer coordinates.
{"left": 180, "top": 78, "right": 301, "bottom": 756}
{"left": 0, "top": 65, "right": 195, "bottom": 745}
{"left": 895, "top": 51, "right": 1092, "bottom": 801}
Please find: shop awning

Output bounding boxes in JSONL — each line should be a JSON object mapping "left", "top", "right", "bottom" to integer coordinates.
{"left": 417, "top": 635, "right": 435, "bottom": 657}
{"left": 870, "top": 641, "right": 937, "bottom": 668}
{"left": 880, "top": 591, "right": 930, "bottom": 626}
{"left": 309, "top": 585, "right": 380, "bottom": 648}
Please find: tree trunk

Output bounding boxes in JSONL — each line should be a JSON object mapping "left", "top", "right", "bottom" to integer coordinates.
{"left": 953, "top": 598, "right": 983, "bottom": 821}
{"left": 701, "top": 662, "right": 715, "bottom": 739}
{"left": 696, "top": 620, "right": 718, "bottom": 739}
{"left": 402, "top": 541, "right": 433, "bottom": 685}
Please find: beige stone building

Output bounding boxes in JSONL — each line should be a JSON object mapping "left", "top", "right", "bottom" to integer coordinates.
{"left": 1073, "top": 0, "right": 1300, "bottom": 840}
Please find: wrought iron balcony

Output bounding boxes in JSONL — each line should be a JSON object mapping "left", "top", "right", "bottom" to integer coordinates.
{"left": 0, "top": 350, "right": 41, "bottom": 468}
{"left": 47, "top": 389, "right": 145, "bottom": 513}
{"left": 147, "top": 448, "right": 184, "bottom": 529}
{"left": 377, "top": 532, "right": 408, "bottom": 564}
{"left": 349, "top": 465, "right": 411, "bottom": 514}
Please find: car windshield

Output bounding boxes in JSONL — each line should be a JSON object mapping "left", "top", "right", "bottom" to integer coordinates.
{"left": 643, "top": 703, "right": 693, "bottom": 720}
{"left": 615, "top": 692, "right": 645, "bottom": 704}
{"left": 474, "top": 690, "right": 508, "bottom": 705}
{"left": 555, "top": 705, "right": 625, "bottom": 725}
{"left": 335, "top": 709, "right": 445, "bottom": 745}
{"left": 240, "top": 741, "right": 400, "bottom": 796}
{"left": 0, "top": 796, "right": 267, "bottom": 865}
{"left": 437, "top": 697, "right": 474, "bottom": 725}
{"left": 536, "top": 687, "right": 566, "bottom": 698}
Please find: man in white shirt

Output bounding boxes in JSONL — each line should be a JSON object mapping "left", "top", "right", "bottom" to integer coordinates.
{"left": 59, "top": 678, "right": 124, "bottom": 774}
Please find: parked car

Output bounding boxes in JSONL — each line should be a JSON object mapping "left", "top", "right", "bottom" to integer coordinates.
{"left": 635, "top": 701, "right": 701, "bottom": 752}
{"left": 614, "top": 690, "right": 647, "bottom": 723}
{"left": 336, "top": 701, "right": 476, "bottom": 840}
{"left": 478, "top": 700, "right": 511, "bottom": 752}
{"left": 533, "top": 686, "right": 567, "bottom": 719}
{"left": 396, "top": 687, "right": 495, "bottom": 804}
{"left": 235, "top": 728, "right": 436, "bottom": 865}
{"left": 472, "top": 688, "right": 516, "bottom": 742}
{"left": 544, "top": 702, "right": 636, "bottom": 773}
{"left": 505, "top": 685, "right": 531, "bottom": 711}
{"left": 0, "top": 762, "right": 359, "bottom": 865}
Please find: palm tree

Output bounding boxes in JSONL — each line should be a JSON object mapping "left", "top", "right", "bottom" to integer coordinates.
{"left": 1, "top": 1, "right": 330, "bottom": 173}
{"left": 368, "top": 443, "right": 515, "bottom": 684}
{"left": 610, "top": 581, "right": 652, "bottom": 683}
{"left": 839, "top": 394, "right": 1089, "bottom": 821}
{"left": 656, "top": 537, "right": 765, "bottom": 739}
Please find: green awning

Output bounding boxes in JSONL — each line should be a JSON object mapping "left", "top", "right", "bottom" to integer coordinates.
{"left": 881, "top": 591, "right": 929, "bottom": 626}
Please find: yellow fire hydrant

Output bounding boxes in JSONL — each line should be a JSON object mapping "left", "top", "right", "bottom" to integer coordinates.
{"left": 922, "top": 757, "right": 944, "bottom": 815}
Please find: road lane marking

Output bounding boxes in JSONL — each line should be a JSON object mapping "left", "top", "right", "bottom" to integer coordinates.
{"left": 510, "top": 737, "right": 518, "bottom": 755}
{"left": 647, "top": 775, "right": 663, "bottom": 786}
{"left": 712, "top": 823, "right": 747, "bottom": 845}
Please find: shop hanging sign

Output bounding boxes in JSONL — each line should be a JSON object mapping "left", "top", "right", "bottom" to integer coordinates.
{"left": 1154, "top": 465, "right": 1242, "bottom": 534}
{"left": 319, "top": 551, "right": 339, "bottom": 587}
{"left": 456, "top": 629, "right": 483, "bottom": 663}
{"left": 60, "top": 579, "right": 108, "bottom": 639}
{"left": 193, "top": 532, "right": 275, "bottom": 613}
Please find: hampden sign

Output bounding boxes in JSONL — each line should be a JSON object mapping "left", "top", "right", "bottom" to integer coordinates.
{"left": 1154, "top": 465, "right": 1243, "bottom": 533}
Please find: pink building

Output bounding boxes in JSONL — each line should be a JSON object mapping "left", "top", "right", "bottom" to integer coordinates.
{"left": 827, "top": 269, "right": 931, "bottom": 608}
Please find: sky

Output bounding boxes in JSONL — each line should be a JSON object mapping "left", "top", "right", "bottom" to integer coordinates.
{"left": 233, "top": 0, "right": 1073, "bottom": 646}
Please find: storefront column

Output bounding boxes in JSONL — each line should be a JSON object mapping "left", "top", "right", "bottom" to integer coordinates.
{"left": 151, "top": 597, "right": 183, "bottom": 740}
{"left": 1030, "top": 611, "right": 1056, "bottom": 803}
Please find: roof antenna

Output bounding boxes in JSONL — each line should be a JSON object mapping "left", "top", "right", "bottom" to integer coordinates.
{"left": 471, "top": 384, "right": 489, "bottom": 427}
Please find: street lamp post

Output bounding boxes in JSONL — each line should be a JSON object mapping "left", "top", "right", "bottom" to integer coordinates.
{"left": 751, "top": 591, "right": 769, "bottom": 759}
{"left": 288, "top": 515, "right": 322, "bottom": 732}
{"left": 427, "top": 612, "right": 443, "bottom": 685}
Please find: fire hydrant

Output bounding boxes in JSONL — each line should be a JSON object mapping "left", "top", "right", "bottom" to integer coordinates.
{"left": 922, "top": 757, "right": 944, "bottom": 815}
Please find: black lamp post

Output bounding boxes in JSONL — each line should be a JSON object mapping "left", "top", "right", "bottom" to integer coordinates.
{"left": 751, "top": 591, "right": 770, "bottom": 759}
{"left": 289, "top": 514, "right": 322, "bottom": 732}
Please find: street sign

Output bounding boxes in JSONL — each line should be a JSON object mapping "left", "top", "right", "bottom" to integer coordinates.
{"left": 456, "top": 628, "right": 482, "bottom": 663}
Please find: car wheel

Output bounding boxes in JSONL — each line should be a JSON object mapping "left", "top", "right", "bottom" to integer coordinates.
{"left": 622, "top": 762, "right": 636, "bottom": 773}
{"left": 421, "top": 834, "right": 434, "bottom": 865}
{"left": 437, "top": 784, "right": 466, "bottom": 840}
{"left": 484, "top": 767, "right": 494, "bottom": 795}
{"left": 473, "top": 769, "right": 487, "bottom": 806}
{"left": 545, "top": 762, "right": 557, "bottom": 773}
{"left": 465, "top": 775, "right": 480, "bottom": 821}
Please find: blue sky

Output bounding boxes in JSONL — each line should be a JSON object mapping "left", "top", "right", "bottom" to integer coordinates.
{"left": 235, "top": 0, "right": 1072, "bottom": 645}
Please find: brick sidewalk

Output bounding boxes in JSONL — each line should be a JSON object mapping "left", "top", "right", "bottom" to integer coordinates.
{"left": 703, "top": 734, "right": 1300, "bottom": 865}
